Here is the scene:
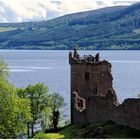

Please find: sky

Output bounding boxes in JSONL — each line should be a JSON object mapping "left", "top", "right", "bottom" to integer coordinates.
{"left": 0, "top": 0, "right": 140, "bottom": 23}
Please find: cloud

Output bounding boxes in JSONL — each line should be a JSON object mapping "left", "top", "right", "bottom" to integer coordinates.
{"left": 1, "top": 0, "right": 47, "bottom": 22}
{"left": 103, "top": 0, "right": 114, "bottom": 6}
{"left": 57, "top": 0, "right": 99, "bottom": 14}
{"left": 0, "top": 0, "right": 138, "bottom": 23}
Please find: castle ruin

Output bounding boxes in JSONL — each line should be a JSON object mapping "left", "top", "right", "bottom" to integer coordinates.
{"left": 69, "top": 49, "right": 140, "bottom": 131}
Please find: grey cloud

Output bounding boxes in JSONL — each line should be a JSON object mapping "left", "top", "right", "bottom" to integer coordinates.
{"left": 0, "top": 1, "right": 20, "bottom": 23}
{"left": 0, "top": 0, "right": 137, "bottom": 23}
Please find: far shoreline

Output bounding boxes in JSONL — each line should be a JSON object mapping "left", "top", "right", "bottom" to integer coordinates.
{"left": 0, "top": 48, "right": 140, "bottom": 51}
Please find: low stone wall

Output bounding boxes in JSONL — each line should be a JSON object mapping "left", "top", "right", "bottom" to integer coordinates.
{"left": 113, "top": 98, "right": 140, "bottom": 130}
{"left": 73, "top": 91, "right": 140, "bottom": 131}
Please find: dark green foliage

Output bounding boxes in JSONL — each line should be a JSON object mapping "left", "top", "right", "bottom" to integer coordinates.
{"left": 16, "top": 85, "right": 64, "bottom": 138}
{"left": 16, "top": 83, "right": 49, "bottom": 137}
{"left": 137, "top": 93, "right": 140, "bottom": 98}
{"left": 0, "top": 60, "right": 31, "bottom": 138}
{"left": 0, "top": 3, "right": 140, "bottom": 50}
{"left": 34, "top": 121, "right": 140, "bottom": 139}
{"left": 0, "top": 60, "right": 64, "bottom": 138}
{"left": 0, "top": 59, "right": 8, "bottom": 80}
{"left": 41, "top": 93, "right": 64, "bottom": 131}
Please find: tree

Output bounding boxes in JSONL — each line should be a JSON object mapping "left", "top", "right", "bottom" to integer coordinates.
{"left": 41, "top": 93, "right": 64, "bottom": 130}
{"left": 40, "top": 107, "right": 52, "bottom": 131}
{"left": 0, "top": 60, "right": 31, "bottom": 138}
{"left": 16, "top": 88, "right": 32, "bottom": 138}
{"left": 0, "top": 60, "right": 64, "bottom": 138}
{"left": 0, "top": 82, "right": 31, "bottom": 138}
{"left": 0, "top": 59, "right": 8, "bottom": 81}
{"left": 17, "top": 83, "right": 49, "bottom": 137}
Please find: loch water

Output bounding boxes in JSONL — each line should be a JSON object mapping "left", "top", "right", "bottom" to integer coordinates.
{"left": 0, "top": 50, "right": 140, "bottom": 120}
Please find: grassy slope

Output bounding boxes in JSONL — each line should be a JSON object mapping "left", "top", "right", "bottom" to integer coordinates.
{"left": 0, "top": 27, "right": 17, "bottom": 32}
{"left": 34, "top": 121, "right": 140, "bottom": 139}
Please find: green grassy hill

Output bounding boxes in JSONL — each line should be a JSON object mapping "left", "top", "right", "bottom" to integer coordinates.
{"left": 33, "top": 121, "right": 140, "bottom": 139}
{"left": 0, "top": 3, "right": 140, "bottom": 50}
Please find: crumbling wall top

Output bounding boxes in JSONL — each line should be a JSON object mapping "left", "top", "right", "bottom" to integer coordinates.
{"left": 69, "top": 48, "right": 111, "bottom": 66}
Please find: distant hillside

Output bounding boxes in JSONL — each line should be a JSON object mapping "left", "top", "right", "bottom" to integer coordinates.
{"left": 0, "top": 3, "right": 140, "bottom": 50}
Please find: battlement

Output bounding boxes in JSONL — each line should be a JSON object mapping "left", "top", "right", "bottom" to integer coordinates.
{"left": 69, "top": 48, "right": 100, "bottom": 64}
{"left": 69, "top": 49, "right": 111, "bottom": 68}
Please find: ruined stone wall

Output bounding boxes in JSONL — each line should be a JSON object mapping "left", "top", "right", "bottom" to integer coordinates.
{"left": 70, "top": 62, "right": 116, "bottom": 124}
{"left": 69, "top": 50, "right": 118, "bottom": 124}
{"left": 71, "top": 62, "right": 113, "bottom": 97}
{"left": 72, "top": 91, "right": 140, "bottom": 131}
{"left": 113, "top": 98, "right": 140, "bottom": 130}
{"left": 69, "top": 49, "right": 140, "bottom": 131}
{"left": 81, "top": 96, "right": 140, "bottom": 130}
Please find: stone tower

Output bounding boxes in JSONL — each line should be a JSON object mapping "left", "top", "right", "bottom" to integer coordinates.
{"left": 69, "top": 49, "right": 118, "bottom": 124}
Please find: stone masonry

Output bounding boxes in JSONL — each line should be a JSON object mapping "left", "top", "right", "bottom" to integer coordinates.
{"left": 69, "top": 49, "right": 140, "bottom": 131}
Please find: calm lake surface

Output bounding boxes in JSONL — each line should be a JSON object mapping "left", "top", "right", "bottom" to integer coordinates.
{"left": 0, "top": 50, "right": 140, "bottom": 120}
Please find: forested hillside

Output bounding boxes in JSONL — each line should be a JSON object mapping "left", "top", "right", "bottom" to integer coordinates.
{"left": 0, "top": 3, "right": 140, "bottom": 50}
